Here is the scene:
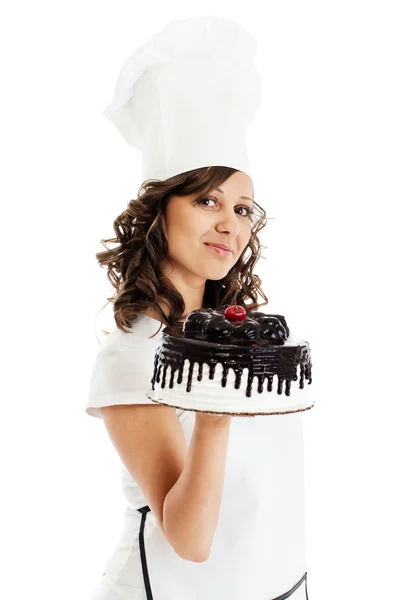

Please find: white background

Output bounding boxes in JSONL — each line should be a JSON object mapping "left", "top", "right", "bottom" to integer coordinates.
{"left": 1, "top": 1, "right": 399, "bottom": 599}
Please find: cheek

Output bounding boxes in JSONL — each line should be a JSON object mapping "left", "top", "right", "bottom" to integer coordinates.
{"left": 240, "top": 229, "right": 252, "bottom": 249}
{"left": 166, "top": 222, "right": 202, "bottom": 255}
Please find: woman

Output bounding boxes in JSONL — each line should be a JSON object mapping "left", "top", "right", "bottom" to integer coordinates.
{"left": 86, "top": 165, "right": 309, "bottom": 599}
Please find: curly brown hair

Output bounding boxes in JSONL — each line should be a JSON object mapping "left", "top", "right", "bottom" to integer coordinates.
{"left": 95, "top": 166, "right": 270, "bottom": 338}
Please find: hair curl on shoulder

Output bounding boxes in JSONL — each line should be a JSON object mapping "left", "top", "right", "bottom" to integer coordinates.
{"left": 95, "top": 166, "right": 270, "bottom": 338}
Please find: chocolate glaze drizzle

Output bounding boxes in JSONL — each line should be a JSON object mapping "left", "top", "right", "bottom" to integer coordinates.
{"left": 151, "top": 306, "right": 313, "bottom": 398}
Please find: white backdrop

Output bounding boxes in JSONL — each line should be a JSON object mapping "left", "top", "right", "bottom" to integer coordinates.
{"left": 1, "top": 1, "right": 399, "bottom": 599}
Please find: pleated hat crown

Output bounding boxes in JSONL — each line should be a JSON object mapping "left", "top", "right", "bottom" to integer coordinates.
{"left": 102, "top": 15, "right": 261, "bottom": 182}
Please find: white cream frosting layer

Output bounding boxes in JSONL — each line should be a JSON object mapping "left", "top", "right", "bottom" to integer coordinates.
{"left": 146, "top": 358, "right": 315, "bottom": 416}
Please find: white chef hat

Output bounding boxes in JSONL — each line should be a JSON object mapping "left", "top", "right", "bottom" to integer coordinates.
{"left": 102, "top": 15, "right": 261, "bottom": 182}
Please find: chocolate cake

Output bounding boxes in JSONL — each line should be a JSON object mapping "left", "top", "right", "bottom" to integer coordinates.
{"left": 145, "top": 305, "right": 315, "bottom": 416}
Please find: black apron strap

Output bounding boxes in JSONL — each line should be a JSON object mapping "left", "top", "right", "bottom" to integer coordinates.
{"left": 137, "top": 505, "right": 309, "bottom": 600}
{"left": 271, "top": 571, "right": 309, "bottom": 600}
{"left": 154, "top": 302, "right": 187, "bottom": 327}
{"left": 137, "top": 505, "right": 154, "bottom": 599}
{"left": 155, "top": 302, "right": 173, "bottom": 326}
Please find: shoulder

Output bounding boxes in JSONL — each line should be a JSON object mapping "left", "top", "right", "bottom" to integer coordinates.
{"left": 101, "top": 313, "right": 164, "bottom": 349}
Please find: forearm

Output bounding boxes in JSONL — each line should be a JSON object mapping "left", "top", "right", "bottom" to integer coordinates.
{"left": 163, "top": 414, "right": 232, "bottom": 562}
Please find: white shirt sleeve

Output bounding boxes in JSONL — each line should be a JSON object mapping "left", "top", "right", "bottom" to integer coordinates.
{"left": 85, "top": 329, "right": 158, "bottom": 419}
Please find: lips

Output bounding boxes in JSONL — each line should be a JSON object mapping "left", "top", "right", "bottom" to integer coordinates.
{"left": 204, "top": 243, "right": 233, "bottom": 253}
{"left": 204, "top": 243, "right": 234, "bottom": 257}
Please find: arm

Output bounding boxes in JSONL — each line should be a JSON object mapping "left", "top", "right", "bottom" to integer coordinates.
{"left": 163, "top": 413, "right": 232, "bottom": 562}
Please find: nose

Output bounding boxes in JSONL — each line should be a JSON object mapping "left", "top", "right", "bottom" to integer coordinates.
{"left": 215, "top": 208, "right": 241, "bottom": 237}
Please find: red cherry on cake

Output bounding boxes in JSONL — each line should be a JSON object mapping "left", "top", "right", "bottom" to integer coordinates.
{"left": 224, "top": 305, "right": 247, "bottom": 323}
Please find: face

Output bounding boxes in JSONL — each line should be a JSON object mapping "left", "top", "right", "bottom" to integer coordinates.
{"left": 161, "top": 171, "right": 254, "bottom": 285}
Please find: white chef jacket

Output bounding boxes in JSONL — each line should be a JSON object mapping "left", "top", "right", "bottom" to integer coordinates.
{"left": 86, "top": 312, "right": 310, "bottom": 600}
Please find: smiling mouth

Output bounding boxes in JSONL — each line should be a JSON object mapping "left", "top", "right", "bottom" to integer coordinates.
{"left": 204, "top": 244, "right": 233, "bottom": 257}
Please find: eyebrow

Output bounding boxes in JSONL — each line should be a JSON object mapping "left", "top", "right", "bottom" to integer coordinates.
{"left": 215, "top": 187, "right": 254, "bottom": 204}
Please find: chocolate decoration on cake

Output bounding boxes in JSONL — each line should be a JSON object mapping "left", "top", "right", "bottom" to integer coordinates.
{"left": 150, "top": 305, "right": 312, "bottom": 398}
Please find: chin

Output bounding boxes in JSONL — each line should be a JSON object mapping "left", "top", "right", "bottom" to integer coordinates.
{"left": 202, "top": 268, "right": 232, "bottom": 281}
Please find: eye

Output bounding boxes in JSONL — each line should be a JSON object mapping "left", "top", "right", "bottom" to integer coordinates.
{"left": 196, "top": 196, "right": 254, "bottom": 219}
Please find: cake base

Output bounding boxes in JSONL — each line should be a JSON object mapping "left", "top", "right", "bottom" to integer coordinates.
{"left": 145, "top": 391, "right": 315, "bottom": 417}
